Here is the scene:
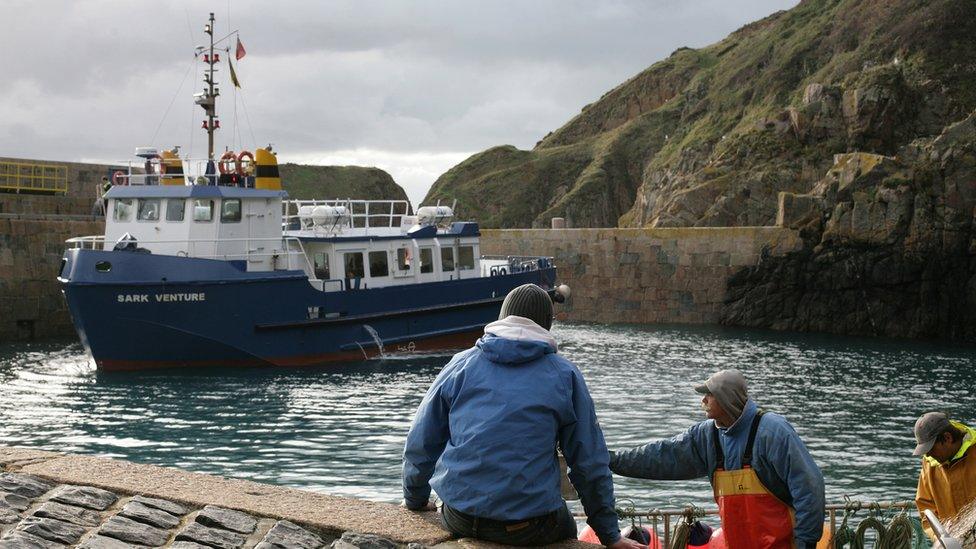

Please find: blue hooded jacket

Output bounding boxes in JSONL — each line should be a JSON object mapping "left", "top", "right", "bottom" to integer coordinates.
{"left": 402, "top": 316, "right": 621, "bottom": 544}
{"left": 610, "top": 399, "right": 825, "bottom": 546}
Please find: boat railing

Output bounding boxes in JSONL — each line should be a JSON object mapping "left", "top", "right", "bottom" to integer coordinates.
{"left": 282, "top": 199, "right": 412, "bottom": 233}
{"left": 575, "top": 499, "right": 918, "bottom": 548}
{"left": 64, "top": 235, "right": 312, "bottom": 272}
{"left": 480, "top": 255, "right": 554, "bottom": 277}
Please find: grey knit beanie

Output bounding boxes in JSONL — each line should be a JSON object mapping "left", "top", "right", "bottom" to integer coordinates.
{"left": 498, "top": 284, "right": 553, "bottom": 330}
{"left": 694, "top": 369, "right": 749, "bottom": 421}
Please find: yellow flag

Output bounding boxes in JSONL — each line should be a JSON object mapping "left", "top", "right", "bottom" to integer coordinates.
{"left": 228, "top": 57, "right": 241, "bottom": 88}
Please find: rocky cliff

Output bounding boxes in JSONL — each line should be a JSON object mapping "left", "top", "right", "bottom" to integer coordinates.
{"left": 280, "top": 164, "right": 410, "bottom": 207}
{"left": 424, "top": 0, "right": 976, "bottom": 230}
{"left": 722, "top": 115, "right": 976, "bottom": 340}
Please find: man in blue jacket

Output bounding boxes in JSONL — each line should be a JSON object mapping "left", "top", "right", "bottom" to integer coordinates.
{"left": 402, "top": 284, "right": 641, "bottom": 548}
{"left": 610, "top": 369, "right": 825, "bottom": 549}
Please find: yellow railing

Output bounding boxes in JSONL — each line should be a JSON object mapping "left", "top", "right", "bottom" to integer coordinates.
{"left": 0, "top": 161, "right": 68, "bottom": 194}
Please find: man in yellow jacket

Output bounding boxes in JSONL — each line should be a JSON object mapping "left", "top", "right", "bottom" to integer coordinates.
{"left": 913, "top": 411, "right": 976, "bottom": 540}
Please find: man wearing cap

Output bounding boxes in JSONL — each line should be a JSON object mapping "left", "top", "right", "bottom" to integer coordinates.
{"left": 913, "top": 411, "right": 976, "bottom": 541}
{"left": 402, "top": 284, "right": 641, "bottom": 549}
{"left": 609, "top": 369, "right": 825, "bottom": 549}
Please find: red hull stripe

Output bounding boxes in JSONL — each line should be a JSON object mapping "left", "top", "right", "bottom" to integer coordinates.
{"left": 96, "top": 329, "right": 484, "bottom": 372}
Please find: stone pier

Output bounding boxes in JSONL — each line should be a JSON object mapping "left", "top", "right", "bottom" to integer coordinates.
{"left": 0, "top": 447, "right": 595, "bottom": 549}
{"left": 480, "top": 227, "right": 801, "bottom": 324}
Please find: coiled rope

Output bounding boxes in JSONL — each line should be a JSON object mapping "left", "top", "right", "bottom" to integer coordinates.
{"left": 832, "top": 504, "right": 927, "bottom": 549}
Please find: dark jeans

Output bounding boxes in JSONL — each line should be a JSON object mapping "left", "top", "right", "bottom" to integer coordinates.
{"left": 441, "top": 502, "right": 578, "bottom": 546}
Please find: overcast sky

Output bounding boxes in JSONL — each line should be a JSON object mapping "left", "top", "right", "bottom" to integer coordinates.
{"left": 0, "top": 0, "right": 797, "bottom": 206}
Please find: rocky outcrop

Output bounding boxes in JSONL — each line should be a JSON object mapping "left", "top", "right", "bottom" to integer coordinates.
{"left": 424, "top": 0, "right": 976, "bottom": 231}
{"left": 721, "top": 115, "right": 976, "bottom": 340}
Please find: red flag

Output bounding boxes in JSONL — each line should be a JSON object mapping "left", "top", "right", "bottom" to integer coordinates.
{"left": 235, "top": 36, "right": 246, "bottom": 60}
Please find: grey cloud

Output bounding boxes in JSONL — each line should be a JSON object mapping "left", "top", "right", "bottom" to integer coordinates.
{"left": 0, "top": 0, "right": 798, "bottom": 178}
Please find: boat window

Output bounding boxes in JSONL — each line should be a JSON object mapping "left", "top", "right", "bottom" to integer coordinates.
{"left": 344, "top": 252, "right": 365, "bottom": 278}
{"left": 113, "top": 199, "right": 134, "bottom": 222}
{"left": 137, "top": 199, "right": 161, "bottom": 221}
{"left": 369, "top": 251, "right": 389, "bottom": 278}
{"left": 193, "top": 199, "right": 215, "bottom": 222}
{"left": 458, "top": 246, "right": 475, "bottom": 270}
{"left": 419, "top": 247, "right": 433, "bottom": 274}
{"left": 441, "top": 247, "right": 455, "bottom": 272}
{"left": 220, "top": 199, "right": 242, "bottom": 223}
{"left": 396, "top": 247, "right": 412, "bottom": 273}
{"left": 314, "top": 252, "right": 331, "bottom": 280}
{"left": 165, "top": 199, "right": 185, "bottom": 222}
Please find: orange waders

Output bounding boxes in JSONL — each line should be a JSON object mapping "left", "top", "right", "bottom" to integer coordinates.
{"left": 712, "top": 412, "right": 796, "bottom": 549}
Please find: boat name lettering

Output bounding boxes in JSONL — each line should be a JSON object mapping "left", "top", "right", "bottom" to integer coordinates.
{"left": 117, "top": 293, "right": 206, "bottom": 303}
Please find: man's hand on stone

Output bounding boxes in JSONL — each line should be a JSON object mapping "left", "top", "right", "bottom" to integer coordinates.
{"left": 607, "top": 537, "right": 646, "bottom": 549}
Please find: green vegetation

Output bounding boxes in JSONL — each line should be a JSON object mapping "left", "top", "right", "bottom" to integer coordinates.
{"left": 280, "top": 164, "right": 409, "bottom": 206}
{"left": 424, "top": 0, "right": 976, "bottom": 228}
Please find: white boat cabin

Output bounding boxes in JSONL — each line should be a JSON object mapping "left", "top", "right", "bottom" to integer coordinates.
{"left": 102, "top": 185, "right": 288, "bottom": 271}
{"left": 283, "top": 200, "right": 483, "bottom": 292}
{"left": 98, "top": 189, "right": 501, "bottom": 293}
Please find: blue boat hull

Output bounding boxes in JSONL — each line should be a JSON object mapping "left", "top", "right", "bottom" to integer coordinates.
{"left": 59, "top": 249, "right": 556, "bottom": 371}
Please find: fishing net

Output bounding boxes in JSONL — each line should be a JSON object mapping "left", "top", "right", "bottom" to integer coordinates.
{"left": 946, "top": 497, "right": 976, "bottom": 548}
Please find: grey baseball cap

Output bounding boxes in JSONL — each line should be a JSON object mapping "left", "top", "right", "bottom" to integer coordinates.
{"left": 694, "top": 369, "right": 749, "bottom": 420}
{"left": 913, "top": 411, "right": 951, "bottom": 456}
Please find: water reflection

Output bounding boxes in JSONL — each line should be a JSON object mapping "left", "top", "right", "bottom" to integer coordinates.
{"left": 0, "top": 324, "right": 973, "bottom": 511}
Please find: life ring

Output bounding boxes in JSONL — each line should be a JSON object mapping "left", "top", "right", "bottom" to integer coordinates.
{"left": 490, "top": 266, "right": 499, "bottom": 276}
{"left": 236, "top": 150, "right": 255, "bottom": 176}
{"left": 498, "top": 266, "right": 508, "bottom": 275}
{"left": 218, "top": 151, "right": 236, "bottom": 175}
{"left": 112, "top": 170, "right": 126, "bottom": 186}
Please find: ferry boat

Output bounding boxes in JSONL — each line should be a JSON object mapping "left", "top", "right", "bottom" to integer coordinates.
{"left": 57, "top": 14, "right": 564, "bottom": 371}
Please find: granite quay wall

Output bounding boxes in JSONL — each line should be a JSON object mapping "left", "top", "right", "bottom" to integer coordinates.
{"left": 0, "top": 445, "right": 594, "bottom": 549}
{"left": 0, "top": 218, "right": 103, "bottom": 341}
{"left": 480, "top": 227, "right": 802, "bottom": 325}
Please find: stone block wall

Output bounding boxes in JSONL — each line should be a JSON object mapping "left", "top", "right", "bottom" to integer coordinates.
{"left": 0, "top": 218, "right": 103, "bottom": 341}
{"left": 481, "top": 227, "right": 801, "bottom": 324}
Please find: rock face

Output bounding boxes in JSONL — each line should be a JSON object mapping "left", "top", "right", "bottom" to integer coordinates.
{"left": 722, "top": 115, "right": 976, "bottom": 340}
{"left": 424, "top": 0, "right": 976, "bottom": 231}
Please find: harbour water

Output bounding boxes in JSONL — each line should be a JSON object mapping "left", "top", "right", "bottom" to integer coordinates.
{"left": 0, "top": 323, "right": 974, "bottom": 514}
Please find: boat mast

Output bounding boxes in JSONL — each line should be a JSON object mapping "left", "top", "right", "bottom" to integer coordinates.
{"left": 196, "top": 12, "right": 219, "bottom": 161}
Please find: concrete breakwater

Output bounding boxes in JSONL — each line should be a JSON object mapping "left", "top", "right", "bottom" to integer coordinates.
{"left": 0, "top": 445, "right": 586, "bottom": 549}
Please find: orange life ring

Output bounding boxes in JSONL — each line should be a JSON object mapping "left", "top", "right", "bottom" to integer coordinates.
{"left": 218, "top": 151, "right": 236, "bottom": 175}
{"left": 236, "top": 150, "right": 255, "bottom": 176}
{"left": 112, "top": 170, "right": 126, "bottom": 186}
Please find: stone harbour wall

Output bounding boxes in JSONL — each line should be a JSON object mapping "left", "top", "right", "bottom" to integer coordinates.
{"left": 0, "top": 445, "right": 595, "bottom": 549}
{"left": 480, "top": 227, "right": 802, "bottom": 324}
{"left": 0, "top": 218, "right": 103, "bottom": 341}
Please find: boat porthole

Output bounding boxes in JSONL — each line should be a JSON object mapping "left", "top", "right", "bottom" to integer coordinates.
{"left": 95, "top": 261, "right": 112, "bottom": 273}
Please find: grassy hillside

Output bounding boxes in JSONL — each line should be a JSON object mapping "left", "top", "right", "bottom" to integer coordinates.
{"left": 424, "top": 0, "right": 976, "bottom": 229}
{"left": 280, "top": 164, "right": 410, "bottom": 208}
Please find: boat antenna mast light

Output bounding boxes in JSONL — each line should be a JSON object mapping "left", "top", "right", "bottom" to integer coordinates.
{"left": 194, "top": 12, "right": 220, "bottom": 161}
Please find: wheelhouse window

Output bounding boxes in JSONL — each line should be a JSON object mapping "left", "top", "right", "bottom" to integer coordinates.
{"left": 344, "top": 252, "right": 365, "bottom": 278}
{"left": 165, "top": 199, "right": 185, "bottom": 222}
{"left": 137, "top": 199, "right": 160, "bottom": 221}
{"left": 369, "top": 251, "right": 389, "bottom": 278}
{"left": 193, "top": 199, "right": 215, "bottom": 222}
{"left": 314, "top": 252, "right": 331, "bottom": 280}
{"left": 458, "top": 246, "right": 475, "bottom": 271}
{"left": 441, "top": 247, "right": 455, "bottom": 272}
{"left": 113, "top": 199, "right": 134, "bottom": 222}
{"left": 419, "top": 247, "right": 433, "bottom": 274}
{"left": 220, "top": 199, "right": 242, "bottom": 223}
